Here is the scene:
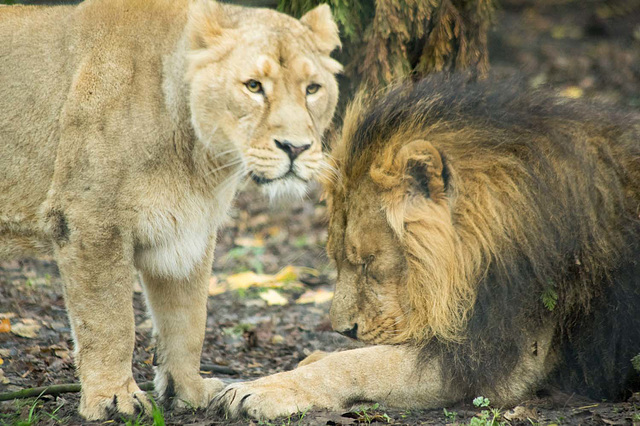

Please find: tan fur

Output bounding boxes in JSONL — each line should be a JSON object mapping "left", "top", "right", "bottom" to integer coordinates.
{"left": 0, "top": 0, "right": 341, "bottom": 420}
{"left": 214, "top": 345, "right": 446, "bottom": 419}
{"left": 213, "top": 79, "right": 640, "bottom": 420}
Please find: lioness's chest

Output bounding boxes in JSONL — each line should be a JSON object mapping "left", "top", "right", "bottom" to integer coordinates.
{"left": 133, "top": 189, "right": 234, "bottom": 280}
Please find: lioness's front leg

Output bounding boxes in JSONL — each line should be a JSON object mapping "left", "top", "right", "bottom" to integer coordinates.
{"left": 213, "top": 345, "right": 452, "bottom": 420}
{"left": 141, "top": 240, "right": 224, "bottom": 409}
{"left": 56, "top": 222, "right": 151, "bottom": 421}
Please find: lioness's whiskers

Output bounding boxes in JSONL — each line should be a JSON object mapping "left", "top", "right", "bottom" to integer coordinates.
{"left": 209, "top": 148, "right": 241, "bottom": 162}
{"left": 205, "top": 158, "right": 245, "bottom": 178}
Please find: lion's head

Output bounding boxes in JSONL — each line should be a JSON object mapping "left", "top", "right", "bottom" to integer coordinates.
{"left": 324, "top": 82, "right": 530, "bottom": 345}
{"left": 185, "top": 1, "right": 342, "bottom": 199}
{"left": 326, "top": 131, "right": 473, "bottom": 345}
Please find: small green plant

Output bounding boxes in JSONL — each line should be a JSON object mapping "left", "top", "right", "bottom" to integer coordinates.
{"left": 443, "top": 407, "right": 458, "bottom": 423}
{"left": 224, "top": 246, "right": 266, "bottom": 274}
{"left": 541, "top": 286, "right": 558, "bottom": 311}
{"left": 123, "top": 397, "right": 165, "bottom": 426}
{"left": 632, "top": 354, "right": 640, "bottom": 373}
{"left": 223, "top": 323, "right": 254, "bottom": 337}
{"left": 151, "top": 399, "right": 165, "bottom": 426}
{"left": 293, "top": 235, "right": 309, "bottom": 248}
{"left": 469, "top": 408, "right": 503, "bottom": 426}
{"left": 473, "top": 396, "right": 491, "bottom": 408}
{"left": 350, "top": 403, "right": 392, "bottom": 424}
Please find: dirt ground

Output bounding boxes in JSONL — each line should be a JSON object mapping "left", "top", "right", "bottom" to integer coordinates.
{"left": 2, "top": 0, "right": 640, "bottom": 425}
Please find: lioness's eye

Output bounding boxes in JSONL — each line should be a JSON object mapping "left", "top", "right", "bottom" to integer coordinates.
{"left": 306, "top": 83, "right": 321, "bottom": 95}
{"left": 245, "top": 79, "right": 263, "bottom": 94}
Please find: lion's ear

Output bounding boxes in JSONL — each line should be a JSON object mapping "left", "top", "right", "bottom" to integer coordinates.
{"left": 371, "top": 139, "right": 450, "bottom": 200}
{"left": 400, "top": 140, "right": 450, "bottom": 201}
{"left": 300, "top": 4, "right": 341, "bottom": 54}
{"left": 188, "top": 0, "right": 232, "bottom": 50}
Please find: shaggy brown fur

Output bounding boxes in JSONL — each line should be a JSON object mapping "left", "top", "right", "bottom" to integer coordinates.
{"left": 214, "top": 76, "right": 640, "bottom": 420}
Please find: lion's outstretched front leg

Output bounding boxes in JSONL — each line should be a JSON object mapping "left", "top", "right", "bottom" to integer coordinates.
{"left": 56, "top": 222, "right": 151, "bottom": 421}
{"left": 141, "top": 240, "right": 224, "bottom": 410}
{"left": 212, "top": 345, "right": 451, "bottom": 420}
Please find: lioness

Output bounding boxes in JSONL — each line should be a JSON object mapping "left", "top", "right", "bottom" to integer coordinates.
{"left": 0, "top": 0, "right": 341, "bottom": 420}
{"left": 214, "top": 77, "right": 640, "bottom": 419}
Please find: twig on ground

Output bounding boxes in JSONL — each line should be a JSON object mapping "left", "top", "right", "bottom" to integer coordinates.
{"left": 0, "top": 363, "right": 237, "bottom": 401}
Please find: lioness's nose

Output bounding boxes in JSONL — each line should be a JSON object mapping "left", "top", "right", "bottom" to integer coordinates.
{"left": 337, "top": 323, "right": 358, "bottom": 340}
{"left": 274, "top": 139, "right": 311, "bottom": 161}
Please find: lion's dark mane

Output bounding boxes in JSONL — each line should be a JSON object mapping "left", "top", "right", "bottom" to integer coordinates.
{"left": 347, "top": 75, "right": 640, "bottom": 401}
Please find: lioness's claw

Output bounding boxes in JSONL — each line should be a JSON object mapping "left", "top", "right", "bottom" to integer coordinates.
{"left": 80, "top": 386, "right": 151, "bottom": 421}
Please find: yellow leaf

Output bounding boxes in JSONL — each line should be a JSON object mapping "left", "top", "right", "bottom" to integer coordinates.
{"left": 274, "top": 265, "right": 298, "bottom": 282}
{"left": 208, "top": 276, "right": 225, "bottom": 296}
{"left": 11, "top": 319, "right": 41, "bottom": 339}
{"left": 270, "top": 335, "right": 285, "bottom": 345}
{"left": 226, "top": 271, "right": 273, "bottom": 289}
{"left": 0, "top": 358, "right": 3, "bottom": 365}
{"left": 560, "top": 86, "right": 583, "bottom": 99}
{"left": 264, "top": 226, "right": 282, "bottom": 238}
{"left": 259, "top": 289, "right": 288, "bottom": 306}
{"left": 0, "top": 318, "right": 10, "bottom": 333}
{"left": 296, "top": 289, "right": 334, "bottom": 305}
{"left": 234, "top": 236, "right": 264, "bottom": 248}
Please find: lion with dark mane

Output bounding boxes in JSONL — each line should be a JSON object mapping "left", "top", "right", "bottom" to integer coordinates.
{"left": 215, "top": 76, "right": 640, "bottom": 419}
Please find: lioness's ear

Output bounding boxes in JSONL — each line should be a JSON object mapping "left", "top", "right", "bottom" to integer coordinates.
{"left": 300, "top": 4, "right": 341, "bottom": 54}
{"left": 188, "top": 0, "right": 231, "bottom": 50}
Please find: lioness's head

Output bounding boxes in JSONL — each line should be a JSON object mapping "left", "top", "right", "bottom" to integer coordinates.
{"left": 185, "top": 1, "right": 342, "bottom": 199}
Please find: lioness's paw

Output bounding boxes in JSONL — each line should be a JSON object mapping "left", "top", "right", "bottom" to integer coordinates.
{"left": 210, "top": 380, "right": 316, "bottom": 420}
{"left": 158, "top": 374, "right": 226, "bottom": 411}
{"left": 80, "top": 382, "right": 151, "bottom": 421}
{"left": 173, "top": 377, "right": 226, "bottom": 409}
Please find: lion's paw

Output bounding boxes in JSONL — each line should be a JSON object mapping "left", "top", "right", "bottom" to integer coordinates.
{"left": 297, "top": 350, "right": 329, "bottom": 367}
{"left": 80, "top": 380, "right": 151, "bottom": 421}
{"left": 210, "top": 379, "right": 318, "bottom": 420}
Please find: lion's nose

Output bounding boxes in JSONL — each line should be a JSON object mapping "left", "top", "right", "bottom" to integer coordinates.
{"left": 274, "top": 139, "right": 311, "bottom": 161}
{"left": 337, "top": 323, "right": 358, "bottom": 340}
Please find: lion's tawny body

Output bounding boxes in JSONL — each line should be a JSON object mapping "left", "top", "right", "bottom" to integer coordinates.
{"left": 216, "top": 76, "right": 640, "bottom": 419}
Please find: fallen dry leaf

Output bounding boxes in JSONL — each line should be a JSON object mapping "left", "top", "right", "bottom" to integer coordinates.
{"left": 560, "top": 86, "right": 584, "bottom": 99}
{"left": 296, "top": 289, "right": 334, "bottom": 305}
{"left": 137, "top": 318, "right": 153, "bottom": 331}
{"left": 270, "top": 335, "right": 285, "bottom": 345}
{"left": 0, "top": 318, "right": 10, "bottom": 333}
{"left": 505, "top": 406, "right": 538, "bottom": 422}
{"left": 11, "top": 319, "right": 41, "bottom": 339}
{"left": 234, "top": 235, "right": 264, "bottom": 248}
{"left": 259, "top": 289, "right": 288, "bottom": 306}
{"left": 0, "top": 312, "right": 16, "bottom": 320}
{"left": 0, "top": 369, "right": 9, "bottom": 385}
{"left": 227, "top": 271, "right": 273, "bottom": 289}
{"left": 208, "top": 275, "right": 225, "bottom": 296}
{"left": 225, "top": 266, "right": 304, "bottom": 291}
{"left": 274, "top": 265, "right": 298, "bottom": 282}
